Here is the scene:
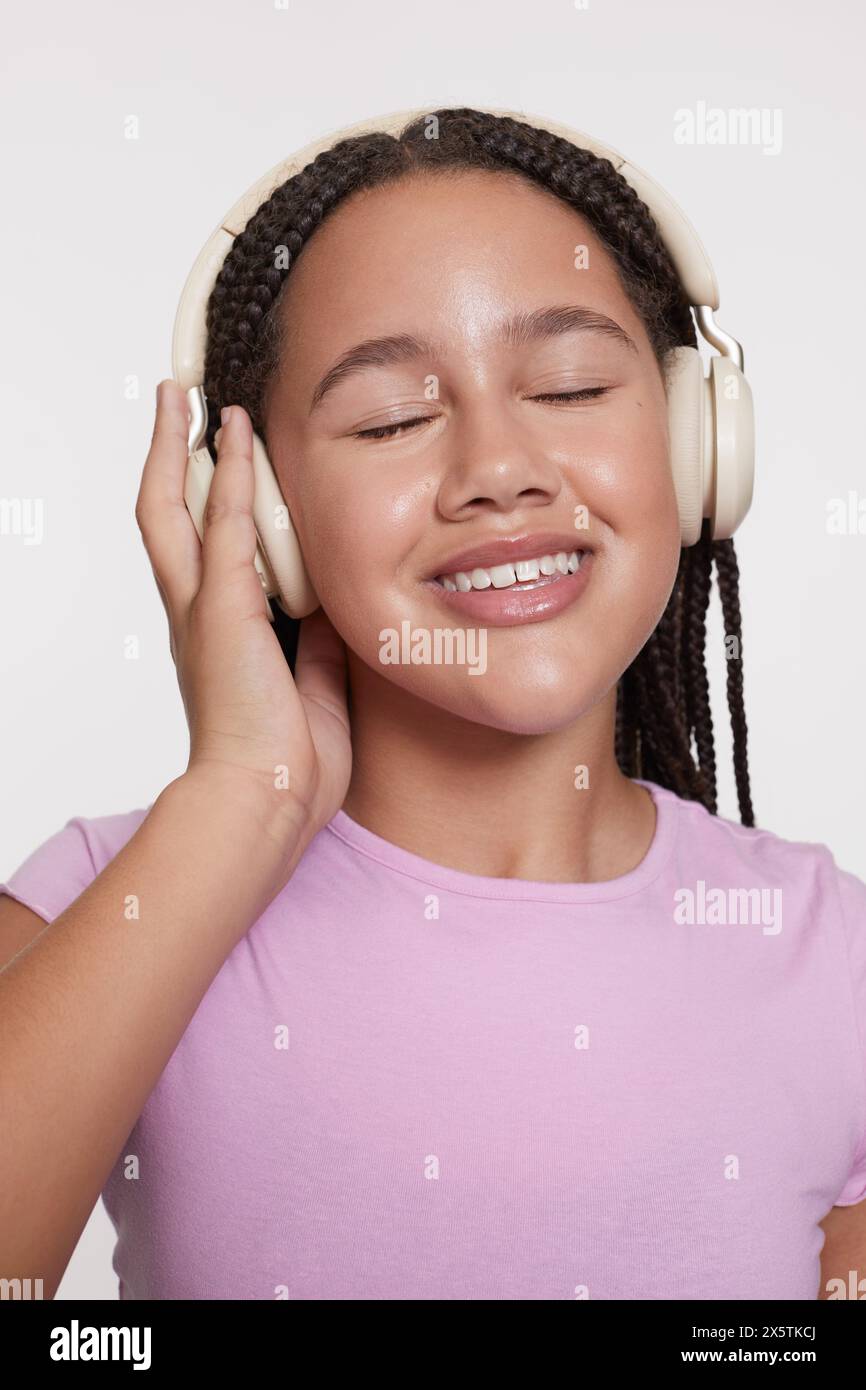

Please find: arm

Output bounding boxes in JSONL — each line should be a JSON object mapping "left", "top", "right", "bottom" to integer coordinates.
{"left": 0, "top": 767, "right": 308, "bottom": 1299}
{"left": 0, "top": 898, "right": 51, "bottom": 969}
{"left": 818, "top": 1200, "right": 866, "bottom": 1299}
{"left": 0, "top": 383, "right": 350, "bottom": 1299}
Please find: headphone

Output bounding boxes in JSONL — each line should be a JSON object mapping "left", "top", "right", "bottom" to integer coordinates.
{"left": 171, "top": 105, "right": 755, "bottom": 623}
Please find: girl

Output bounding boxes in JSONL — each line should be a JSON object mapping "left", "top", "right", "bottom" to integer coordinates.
{"left": 2, "top": 107, "right": 865, "bottom": 1301}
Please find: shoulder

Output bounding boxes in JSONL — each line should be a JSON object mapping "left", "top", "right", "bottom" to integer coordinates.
{"left": 652, "top": 778, "right": 862, "bottom": 899}
{"left": 651, "top": 780, "right": 866, "bottom": 1205}
{"left": 649, "top": 776, "right": 866, "bottom": 970}
{"left": 0, "top": 805, "right": 151, "bottom": 924}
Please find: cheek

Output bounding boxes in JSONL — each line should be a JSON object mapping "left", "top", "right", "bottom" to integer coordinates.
{"left": 289, "top": 468, "right": 417, "bottom": 657}
{"left": 282, "top": 408, "right": 682, "bottom": 732}
{"left": 577, "top": 404, "right": 677, "bottom": 530}
{"left": 597, "top": 426, "right": 682, "bottom": 651}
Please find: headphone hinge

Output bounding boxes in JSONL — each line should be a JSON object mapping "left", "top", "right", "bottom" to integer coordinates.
{"left": 185, "top": 384, "right": 209, "bottom": 454}
{"left": 694, "top": 305, "right": 744, "bottom": 374}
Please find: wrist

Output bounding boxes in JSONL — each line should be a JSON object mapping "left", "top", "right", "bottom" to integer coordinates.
{"left": 163, "top": 765, "right": 313, "bottom": 872}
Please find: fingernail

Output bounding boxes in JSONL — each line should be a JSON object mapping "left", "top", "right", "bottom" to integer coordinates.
{"left": 221, "top": 406, "right": 233, "bottom": 427}
{"left": 156, "top": 381, "right": 162, "bottom": 407}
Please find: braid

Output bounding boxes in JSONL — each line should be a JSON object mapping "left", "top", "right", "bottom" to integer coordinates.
{"left": 202, "top": 106, "right": 755, "bottom": 826}
{"left": 683, "top": 530, "right": 718, "bottom": 811}
{"left": 714, "top": 539, "right": 755, "bottom": 825}
{"left": 202, "top": 132, "right": 407, "bottom": 445}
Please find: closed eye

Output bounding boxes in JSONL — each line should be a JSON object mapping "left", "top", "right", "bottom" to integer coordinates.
{"left": 529, "top": 387, "right": 612, "bottom": 405}
{"left": 353, "top": 387, "right": 612, "bottom": 440}
{"left": 354, "top": 417, "right": 437, "bottom": 441}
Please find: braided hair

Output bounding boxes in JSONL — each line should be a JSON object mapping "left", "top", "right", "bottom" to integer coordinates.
{"left": 201, "top": 107, "right": 755, "bottom": 827}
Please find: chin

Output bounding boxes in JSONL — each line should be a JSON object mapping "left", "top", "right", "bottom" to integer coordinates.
{"left": 401, "top": 663, "right": 610, "bottom": 737}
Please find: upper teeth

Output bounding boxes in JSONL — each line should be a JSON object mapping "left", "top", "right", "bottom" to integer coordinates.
{"left": 437, "top": 551, "right": 583, "bottom": 591}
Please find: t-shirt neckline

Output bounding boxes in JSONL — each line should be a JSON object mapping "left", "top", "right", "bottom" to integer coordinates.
{"left": 325, "top": 778, "right": 679, "bottom": 904}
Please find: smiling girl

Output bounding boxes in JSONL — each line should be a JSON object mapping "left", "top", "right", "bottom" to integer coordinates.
{"left": 1, "top": 107, "right": 865, "bottom": 1301}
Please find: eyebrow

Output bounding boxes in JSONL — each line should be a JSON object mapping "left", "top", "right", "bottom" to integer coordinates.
{"left": 309, "top": 304, "right": 639, "bottom": 412}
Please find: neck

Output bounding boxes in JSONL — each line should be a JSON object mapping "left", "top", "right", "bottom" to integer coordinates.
{"left": 340, "top": 659, "right": 656, "bottom": 884}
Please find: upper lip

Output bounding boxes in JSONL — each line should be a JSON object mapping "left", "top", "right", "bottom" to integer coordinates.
{"left": 425, "top": 530, "right": 593, "bottom": 581}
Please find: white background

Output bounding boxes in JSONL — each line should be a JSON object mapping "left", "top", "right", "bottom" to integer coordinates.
{"left": 1, "top": 0, "right": 864, "bottom": 1298}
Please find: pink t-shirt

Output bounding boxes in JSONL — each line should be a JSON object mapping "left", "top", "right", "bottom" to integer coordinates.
{"left": 3, "top": 777, "right": 866, "bottom": 1300}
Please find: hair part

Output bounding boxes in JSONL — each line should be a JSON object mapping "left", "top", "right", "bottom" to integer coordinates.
{"left": 202, "top": 106, "right": 755, "bottom": 826}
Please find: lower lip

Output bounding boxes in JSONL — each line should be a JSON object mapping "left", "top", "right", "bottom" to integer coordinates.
{"left": 420, "top": 553, "right": 593, "bottom": 626}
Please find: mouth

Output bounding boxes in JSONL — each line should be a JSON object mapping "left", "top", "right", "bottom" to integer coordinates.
{"left": 422, "top": 548, "right": 593, "bottom": 627}
{"left": 434, "top": 548, "right": 585, "bottom": 591}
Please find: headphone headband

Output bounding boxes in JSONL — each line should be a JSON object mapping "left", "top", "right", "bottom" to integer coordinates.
{"left": 171, "top": 104, "right": 725, "bottom": 393}
{"left": 172, "top": 105, "right": 754, "bottom": 601}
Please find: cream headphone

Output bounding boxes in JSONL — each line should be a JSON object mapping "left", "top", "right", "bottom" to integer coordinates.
{"left": 171, "top": 105, "right": 755, "bottom": 623}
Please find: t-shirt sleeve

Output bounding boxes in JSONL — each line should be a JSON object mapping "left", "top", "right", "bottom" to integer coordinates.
{"left": 0, "top": 808, "right": 150, "bottom": 927}
{"left": 0, "top": 817, "right": 100, "bottom": 924}
{"left": 832, "top": 861, "right": 866, "bottom": 1206}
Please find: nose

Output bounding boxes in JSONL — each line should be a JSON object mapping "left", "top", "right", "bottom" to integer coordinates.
{"left": 435, "top": 402, "right": 564, "bottom": 520}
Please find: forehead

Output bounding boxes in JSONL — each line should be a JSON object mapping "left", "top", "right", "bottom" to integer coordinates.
{"left": 275, "top": 167, "right": 646, "bottom": 353}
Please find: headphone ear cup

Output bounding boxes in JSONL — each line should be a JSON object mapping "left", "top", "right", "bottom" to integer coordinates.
{"left": 249, "top": 432, "right": 320, "bottom": 619}
{"left": 665, "top": 346, "right": 706, "bottom": 547}
{"left": 707, "top": 357, "right": 755, "bottom": 541}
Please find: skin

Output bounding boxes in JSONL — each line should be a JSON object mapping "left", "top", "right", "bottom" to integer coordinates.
{"left": 818, "top": 1200, "right": 866, "bottom": 1298}
{"left": 264, "top": 167, "right": 679, "bottom": 883}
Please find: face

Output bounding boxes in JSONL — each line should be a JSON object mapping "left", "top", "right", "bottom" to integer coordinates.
{"left": 264, "top": 168, "right": 682, "bottom": 735}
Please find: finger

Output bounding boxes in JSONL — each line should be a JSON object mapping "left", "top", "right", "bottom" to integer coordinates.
{"left": 136, "top": 380, "right": 202, "bottom": 612}
{"left": 293, "top": 607, "right": 350, "bottom": 729}
{"left": 198, "top": 405, "right": 263, "bottom": 610}
{"left": 149, "top": 566, "right": 178, "bottom": 664}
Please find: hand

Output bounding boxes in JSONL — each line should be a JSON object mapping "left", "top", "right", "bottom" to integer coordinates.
{"left": 136, "top": 381, "right": 352, "bottom": 852}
